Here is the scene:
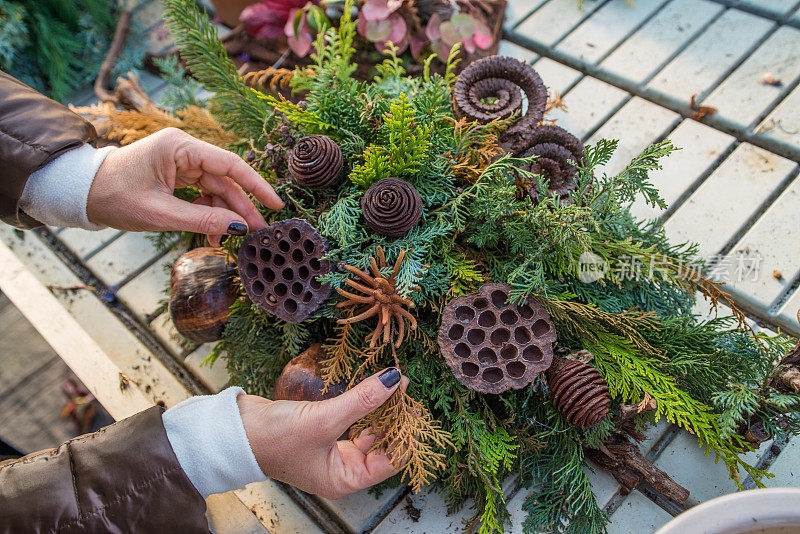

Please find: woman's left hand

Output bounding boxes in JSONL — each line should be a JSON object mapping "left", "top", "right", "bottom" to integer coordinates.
{"left": 86, "top": 128, "right": 284, "bottom": 243}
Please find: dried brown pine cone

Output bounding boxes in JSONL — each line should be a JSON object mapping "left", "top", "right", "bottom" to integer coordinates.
{"left": 361, "top": 177, "right": 422, "bottom": 237}
{"left": 546, "top": 356, "right": 610, "bottom": 429}
{"left": 516, "top": 124, "right": 585, "bottom": 202}
{"left": 288, "top": 135, "right": 344, "bottom": 188}
{"left": 452, "top": 56, "right": 548, "bottom": 152}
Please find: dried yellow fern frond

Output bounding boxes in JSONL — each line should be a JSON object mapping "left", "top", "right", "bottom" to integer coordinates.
{"left": 70, "top": 103, "right": 239, "bottom": 148}
{"left": 446, "top": 116, "right": 505, "bottom": 182}
{"left": 241, "top": 67, "right": 310, "bottom": 91}
{"left": 351, "top": 388, "right": 453, "bottom": 493}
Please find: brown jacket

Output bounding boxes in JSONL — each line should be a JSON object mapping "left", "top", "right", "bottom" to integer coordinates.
{"left": 0, "top": 72, "right": 209, "bottom": 532}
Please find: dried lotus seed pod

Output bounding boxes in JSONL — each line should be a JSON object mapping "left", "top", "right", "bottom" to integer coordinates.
{"left": 237, "top": 219, "right": 331, "bottom": 322}
{"left": 438, "top": 283, "right": 556, "bottom": 394}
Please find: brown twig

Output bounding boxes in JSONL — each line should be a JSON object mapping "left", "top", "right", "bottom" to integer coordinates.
{"left": 586, "top": 401, "right": 691, "bottom": 504}
{"left": 95, "top": 10, "right": 133, "bottom": 103}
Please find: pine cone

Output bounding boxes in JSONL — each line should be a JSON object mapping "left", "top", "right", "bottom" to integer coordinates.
{"left": 237, "top": 218, "right": 331, "bottom": 322}
{"left": 452, "top": 56, "right": 548, "bottom": 152}
{"left": 546, "top": 357, "right": 610, "bottom": 429}
{"left": 361, "top": 177, "right": 422, "bottom": 237}
{"left": 438, "top": 283, "right": 556, "bottom": 394}
{"left": 516, "top": 125, "right": 585, "bottom": 203}
{"left": 288, "top": 135, "right": 343, "bottom": 188}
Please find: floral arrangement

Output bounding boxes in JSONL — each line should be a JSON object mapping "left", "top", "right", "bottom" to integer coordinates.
{"left": 240, "top": 0, "right": 497, "bottom": 60}
{"left": 153, "top": 0, "right": 800, "bottom": 532}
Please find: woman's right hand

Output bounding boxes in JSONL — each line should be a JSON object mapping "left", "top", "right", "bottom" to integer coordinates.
{"left": 236, "top": 368, "right": 407, "bottom": 500}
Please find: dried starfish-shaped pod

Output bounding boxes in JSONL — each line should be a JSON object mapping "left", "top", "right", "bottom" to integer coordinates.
{"left": 452, "top": 55, "right": 548, "bottom": 152}
{"left": 336, "top": 247, "right": 419, "bottom": 348}
{"left": 516, "top": 124, "right": 585, "bottom": 203}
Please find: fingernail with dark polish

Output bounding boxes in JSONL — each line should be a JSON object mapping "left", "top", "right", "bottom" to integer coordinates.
{"left": 227, "top": 222, "right": 248, "bottom": 236}
{"left": 379, "top": 367, "right": 400, "bottom": 389}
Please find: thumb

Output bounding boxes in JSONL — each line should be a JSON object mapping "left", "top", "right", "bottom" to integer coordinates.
{"left": 154, "top": 195, "right": 249, "bottom": 236}
{"left": 317, "top": 368, "right": 401, "bottom": 440}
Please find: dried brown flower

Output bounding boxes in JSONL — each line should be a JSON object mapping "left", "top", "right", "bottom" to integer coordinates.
{"left": 287, "top": 135, "right": 344, "bottom": 189}
{"left": 452, "top": 56, "right": 548, "bottom": 152}
{"left": 336, "top": 247, "right": 419, "bottom": 348}
{"left": 546, "top": 356, "right": 610, "bottom": 429}
{"left": 361, "top": 178, "right": 423, "bottom": 237}
{"left": 515, "top": 124, "right": 585, "bottom": 202}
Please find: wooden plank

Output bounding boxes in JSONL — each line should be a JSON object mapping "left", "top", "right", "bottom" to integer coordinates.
{"left": 0, "top": 240, "right": 153, "bottom": 419}
{"left": 0, "top": 239, "right": 306, "bottom": 533}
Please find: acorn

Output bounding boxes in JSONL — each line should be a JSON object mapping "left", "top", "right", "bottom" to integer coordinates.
{"left": 274, "top": 344, "right": 347, "bottom": 402}
{"left": 169, "top": 248, "right": 238, "bottom": 344}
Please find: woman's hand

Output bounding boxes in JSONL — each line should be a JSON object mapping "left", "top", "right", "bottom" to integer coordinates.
{"left": 237, "top": 368, "right": 406, "bottom": 500}
{"left": 86, "top": 128, "right": 283, "bottom": 243}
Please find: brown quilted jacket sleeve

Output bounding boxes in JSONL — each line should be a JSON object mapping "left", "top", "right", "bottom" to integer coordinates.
{"left": 0, "top": 406, "right": 209, "bottom": 533}
{"left": 0, "top": 71, "right": 97, "bottom": 229}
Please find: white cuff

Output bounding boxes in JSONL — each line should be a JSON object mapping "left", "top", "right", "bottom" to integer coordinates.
{"left": 162, "top": 387, "right": 267, "bottom": 498}
{"left": 19, "top": 144, "right": 115, "bottom": 230}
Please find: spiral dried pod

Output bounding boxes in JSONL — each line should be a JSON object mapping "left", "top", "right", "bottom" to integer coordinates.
{"left": 452, "top": 55, "right": 548, "bottom": 152}
{"left": 516, "top": 124, "right": 585, "bottom": 202}
{"left": 169, "top": 248, "right": 237, "bottom": 344}
{"left": 438, "top": 283, "right": 556, "bottom": 394}
{"left": 288, "top": 135, "right": 344, "bottom": 189}
{"left": 273, "top": 344, "right": 347, "bottom": 402}
{"left": 237, "top": 219, "right": 331, "bottom": 322}
{"left": 361, "top": 177, "right": 422, "bottom": 238}
{"left": 546, "top": 356, "right": 610, "bottom": 429}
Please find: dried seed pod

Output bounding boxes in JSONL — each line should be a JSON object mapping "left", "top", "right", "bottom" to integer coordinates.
{"left": 361, "top": 177, "right": 422, "bottom": 238}
{"left": 452, "top": 55, "right": 548, "bottom": 152}
{"left": 516, "top": 124, "right": 585, "bottom": 202}
{"left": 288, "top": 135, "right": 344, "bottom": 188}
{"left": 237, "top": 219, "right": 331, "bottom": 322}
{"left": 438, "top": 283, "right": 556, "bottom": 394}
{"left": 274, "top": 344, "right": 347, "bottom": 402}
{"left": 546, "top": 356, "right": 610, "bottom": 429}
{"left": 169, "top": 248, "right": 238, "bottom": 344}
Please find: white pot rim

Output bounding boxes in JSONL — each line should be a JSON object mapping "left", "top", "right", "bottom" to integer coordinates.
{"left": 655, "top": 488, "right": 800, "bottom": 534}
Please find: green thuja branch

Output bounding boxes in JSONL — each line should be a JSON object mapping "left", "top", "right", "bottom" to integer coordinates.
{"left": 350, "top": 93, "right": 431, "bottom": 187}
{"left": 586, "top": 329, "right": 768, "bottom": 486}
{"left": 163, "top": 0, "right": 273, "bottom": 138}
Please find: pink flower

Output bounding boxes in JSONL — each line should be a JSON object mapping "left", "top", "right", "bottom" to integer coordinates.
{"left": 284, "top": 8, "right": 313, "bottom": 56}
{"left": 240, "top": 0, "right": 310, "bottom": 40}
{"left": 357, "top": 0, "right": 409, "bottom": 54}
{"left": 427, "top": 11, "right": 493, "bottom": 56}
